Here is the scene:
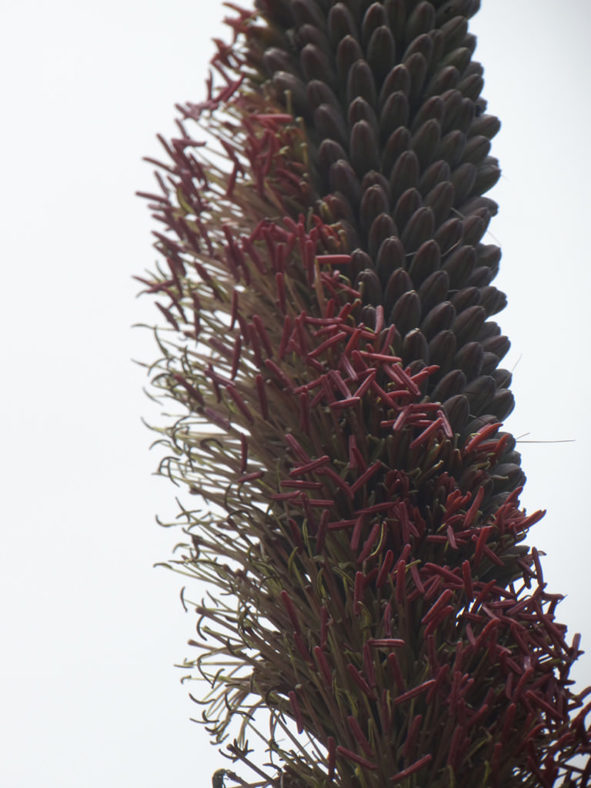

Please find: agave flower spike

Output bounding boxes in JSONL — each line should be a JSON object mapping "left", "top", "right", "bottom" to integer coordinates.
{"left": 139, "top": 1, "right": 591, "bottom": 785}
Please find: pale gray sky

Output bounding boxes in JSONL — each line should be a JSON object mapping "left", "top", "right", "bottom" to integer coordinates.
{"left": 1, "top": 1, "right": 589, "bottom": 785}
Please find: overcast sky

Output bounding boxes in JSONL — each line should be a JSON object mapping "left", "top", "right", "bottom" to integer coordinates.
{"left": 1, "top": 1, "right": 589, "bottom": 786}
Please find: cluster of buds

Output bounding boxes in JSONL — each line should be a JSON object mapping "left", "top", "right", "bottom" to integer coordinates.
{"left": 139, "top": 1, "right": 591, "bottom": 785}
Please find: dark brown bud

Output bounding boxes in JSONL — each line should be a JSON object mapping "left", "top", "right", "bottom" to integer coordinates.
{"left": 443, "top": 245, "right": 476, "bottom": 288}
{"left": 408, "top": 239, "right": 441, "bottom": 286}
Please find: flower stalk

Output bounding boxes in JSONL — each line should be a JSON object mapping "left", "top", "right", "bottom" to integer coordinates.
{"left": 139, "top": 1, "right": 591, "bottom": 784}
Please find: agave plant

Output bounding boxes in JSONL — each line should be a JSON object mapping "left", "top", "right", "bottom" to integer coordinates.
{"left": 138, "top": 1, "right": 591, "bottom": 785}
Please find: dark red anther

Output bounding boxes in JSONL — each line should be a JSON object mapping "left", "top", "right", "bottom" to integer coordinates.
{"left": 327, "top": 737, "right": 336, "bottom": 780}
{"left": 351, "top": 516, "right": 364, "bottom": 552}
{"left": 462, "top": 560, "right": 474, "bottom": 601}
{"left": 346, "top": 663, "right": 377, "bottom": 699}
{"left": 464, "top": 421, "right": 502, "bottom": 454}
{"left": 298, "top": 391, "right": 310, "bottom": 432}
{"left": 230, "top": 336, "right": 242, "bottom": 380}
{"left": 320, "top": 606, "right": 329, "bottom": 650}
{"left": 403, "top": 713, "right": 423, "bottom": 760}
{"left": 353, "top": 369, "right": 377, "bottom": 398}
{"left": 387, "top": 652, "right": 405, "bottom": 693}
{"left": 395, "top": 560, "right": 407, "bottom": 604}
{"left": 288, "top": 690, "right": 304, "bottom": 734}
{"left": 383, "top": 601, "right": 392, "bottom": 637}
{"left": 447, "top": 724, "right": 464, "bottom": 770}
{"left": 409, "top": 417, "right": 444, "bottom": 450}
{"left": 172, "top": 373, "right": 204, "bottom": 406}
{"left": 363, "top": 643, "right": 376, "bottom": 688}
{"left": 281, "top": 591, "right": 301, "bottom": 634}
{"left": 290, "top": 455, "right": 331, "bottom": 478}
{"left": 239, "top": 433, "right": 248, "bottom": 474}
{"left": 390, "top": 754, "right": 432, "bottom": 783}
{"left": 336, "top": 745, "right": 377, "bottom": 771}
{"left": 351, "top": 461, "right": 383, "bottom": 495}
{"left": 357, "top": 522, "right": 382, "bottom": 564}
{"left": 367, "top": 638, "right": 405, "bottom": 648}
{"left": 377, "top": 550, "right": 395, "bottom": 588}
{"left": 278, "top": 315, "right": 292, "bottom": 360}
{"left": 409, "top": 563, "right": 425, "bottom": 594}
{"left": 393, "top": 680, "right": 437, "bottom": 707}
{"left": 294, "top": 630, "right": 311, "bottom": 663}
{"left": 255, "top": 374, "right": 269, "bottom": 421}
{"left": 421, "top": 589, "right": 453, "bottom": 625}
{"left": 275, "top": 272, "right": 286, "bottom": 312}
{"left": 252, "top": 314, "right": 273, "bottom": 358}
{"left": 473, "top": 525, "right": 493, "bottom": 565}
{"left": 347, "top": 715, "right": 374, "bottom": 758}
{"left": 464, "top": 486, "right": 485, "bottom": 528}
{"left": 226, "top": 383, "right": 253, "bottom": 423}
{"left": 354, "top": 570, "right": 365, "bottom": 614}
{"left": 313, "top": 646, "right": 332, "bottom": 686}
{"left": 264, "top": 358, "right": 293, "bottom": 390}
{"left": 446, "top": 525, "right": 457, "bottom": 549}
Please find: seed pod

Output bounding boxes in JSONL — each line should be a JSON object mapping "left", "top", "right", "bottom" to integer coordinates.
{"left": 402, "top": 32, "right": 433, "bottom": 71}
{"left": 376, "top": 236, "right": 406, "bottom": 286}
{"left": 443, "top": 245, "right": 476, "bottom": 288}
{"left": 360, "top": 184, "right": 391, "bottom": 233}
{"left": 384, "top": 267, "right": 414, "bottom": 311}
{"left": 356, "top": 268, "right": 383, "bottom": 306}
{"left": 315, "top": 103, "right": 348, "bottom": 148}
{"left": 451, "top": 162, "right": 477, "bottom": 205}
{"left": 434, "top": 217, "right": 463, "bottom": 254}
{"left": 463, "top": 210, "right": 491, "bottom": 246}
{"left": 401, "top": 206, "right": 435, "bottom": 253}
{"left": 390, "top": 150, "right": 420, "bottom": 202}
{"left": 317, "top": 139, "right": 348, "bottom": 174}
{"left": 380, "top": 91, "right": 410, "bottom": 141}
{"left": 402, "top": 327, "right": 430, "bottom": 365}
{"left": 474, "top": 157, "right": 501, "bottom": 194}
{"left": 349, "top": 97, "right": 379, "bottom": 136}
{"left": 458, "top": 73, "right": 484, "bottom": 102}
{"left": 328, "top": 3, "right": 358, "bottom": 46}
{"left": 421, "top": 300, "right": 456, "bottom": 339}
{"left": 455, "top": 97, "right": 476, "bottom": 134}
{"left": 405, "top": 1, "right": 436, "bottom": 45}
{"left": 330, "top": 159, "right": 361, "bottom": 207}
{"left": 307, "top": 80, "right": 340, "bottom": 113}
{"left": 451, "top": 286, "right": 480, "bottom": 313}
{"left": 492, "top": 368, "right": 512, "bottom": 389}
{"left": 362, "top": 2, "right": 388, "bottom": 47}
{"left": 488, "top": 389, "right": 515, "bottom": 420}
{"left": 454, "top": 341, "right": 483, "bottom": 380}
{"left": 481, "top": 334, "right": 510, "bottom": 361}
{"left": 425, "top": 65, "right": 460, "bottom": 97}
{"left": 300, "top": 44, "right": 335, "bottom": 86}
{"left": 390, "top": 290, "right": 422, "bottom": 334}
{"left": 453, "top": 304, "right": 486, "bottom": 345}
{"left": 297, "top": 24, "right": 331, "bottom": 54}
{"left": 431, "top": 368, "right": 466, "bottom": 402}
{"left": 351, "top": 120, "right": 380, "bottom": 175}
{"left": 368, "top": 212, "right": 398, "bottom": 258}
{"left": 440, "top": 15, "right": 469, "bottom": 53}
{"left": 424, "top": 180, "right": 455, "bottom": 226}
{"left": 382, "top": 126, "right": 411, "bottom": 174}
{"left": 462, "top": 134, "right": 491, "bottom": 165}
{"left": 418, "top": 270, "right": 450, "bottom": 314}
{"left": 479, "top": 286, "right": 507, "bottom": 316}
{"left": 347, "top": 59, "right": 378, "bottom": 107}
{"left": 408, "top": 239, "right": 441, "bottom": 287}
{"left": 367, "top": 26, "right": 396, "bottom": 82}
{"left": 411, "top": 119, "right": 441, "bottom": 168}
{"left": 393, "top": 187, "right": 423, "bottom": 231}
{"left": 480, "top": 351, "right": 500, "bottom": 375}
{"left": 337, "top": 36, "right": 364, "bottom": 83}
{"left": 411, "top": 95, "right": 444, "bottom": 132}
{"left": 273, "top": 71, "right": 309, "bottom": 116}
{"left": 437, "top": 130, "right": 466, "bottom": 169}
{"left": 292, "top": 0, "right": 325, "bottom": 28}
{"left": 263, "top": 47, "right": 294, "bottom": 76}
{"left": 469, "top": 113, "right": 501, "bottom": 139}
{"left": 406, "top": 52, "right": 428, "bottom": 106}
{"left": 379, "top": 63, "right": 411, "bottom": 107}
{"left": 429, "top": 329, "right": 457, "bottom": 373}
{"left": 464, "top": 374, "right": 496, "bottom": 414}
{"left": 440, "top": 88, "right": 463, "bottom": 132}
{"left": 442, "top": 393, "right": 470, "bottom": 432}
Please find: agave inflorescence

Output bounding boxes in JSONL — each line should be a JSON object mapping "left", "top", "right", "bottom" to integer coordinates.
{"left": 138, "top": 1, "right": 591, "bottom": 785}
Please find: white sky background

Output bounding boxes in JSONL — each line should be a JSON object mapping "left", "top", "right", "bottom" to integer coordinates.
{"left": 0, "top": 1, "right": 589, "bottom": 785}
